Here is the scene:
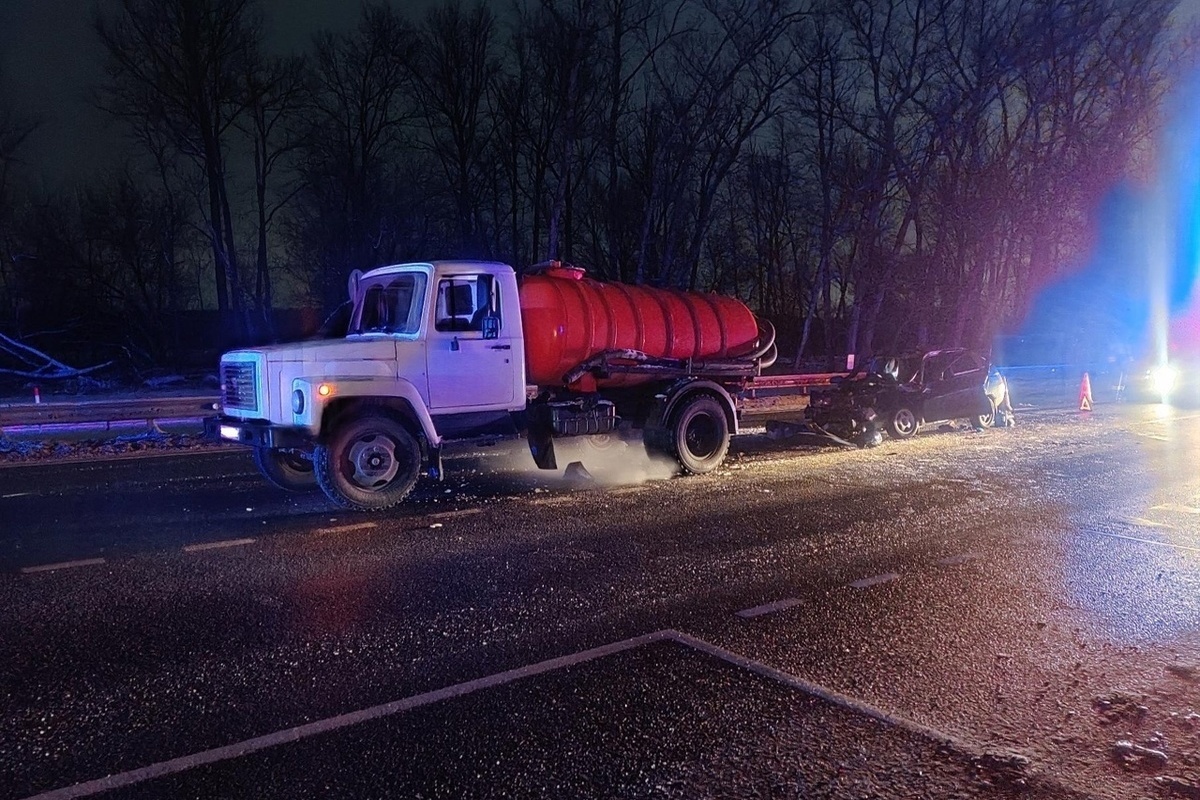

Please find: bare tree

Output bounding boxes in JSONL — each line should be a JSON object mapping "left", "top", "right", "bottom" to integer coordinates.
{"left": 409, "top": 1, "right": 497, "bottom": 256}
{"left": 645, "top": 0, "right": 804, "bottom": 289}
{"left": 789, "top": 1, "right": 853, "bottom": 366}
{"left": 593, "top": 0, "right": 686, "bottom": 281}
{"left": 496, "top": 0, "right": 604, "bottom": 264}
{"left": 300, "top": 3, "right": 420, "bottom": 305}
{"left": 0, "top": 82, "right": 37, "bottom": 326}
{"left": 94, "top": 0, "right": 258, "bottom": 319}
{"left": 241, "top": 51, "right": 309, "bottom": 320}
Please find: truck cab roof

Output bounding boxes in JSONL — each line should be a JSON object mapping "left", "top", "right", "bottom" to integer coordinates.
{"left": 362, "top": 261, "right": 514, "bottom": 280}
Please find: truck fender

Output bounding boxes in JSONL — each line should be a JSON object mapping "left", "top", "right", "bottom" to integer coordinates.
{"left": 292, "top": 376, "right": 442, "bottom": 448}
{"left": 648, "top": 379, "right": 738, "bottom": 436}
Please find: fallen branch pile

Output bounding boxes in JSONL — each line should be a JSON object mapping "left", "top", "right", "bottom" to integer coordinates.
{"left": 0, "top": 332, "right": 112, "bottom": 380}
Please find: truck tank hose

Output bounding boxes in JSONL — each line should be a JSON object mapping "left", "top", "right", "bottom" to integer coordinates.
{"left": 757, "top": 342, "right": 779, "bottom": 370}
{"left": 747, "top": 319, "right": 777, "bottom": 361}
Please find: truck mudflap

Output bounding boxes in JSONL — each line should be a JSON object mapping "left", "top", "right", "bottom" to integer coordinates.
{"left": 203, "top": 416, "right": 313, "bottom": 451}
{"left": 525, "top": 397, "right": 618, "bottom": 470}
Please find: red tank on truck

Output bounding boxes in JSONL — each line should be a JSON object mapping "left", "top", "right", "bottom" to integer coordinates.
{"left": 204, "top": 261, "right": 840, "bottom": 511}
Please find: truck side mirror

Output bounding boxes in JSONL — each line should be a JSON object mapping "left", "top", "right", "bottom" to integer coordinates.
{"left": 481, "top": 315, "right": 499, "bottom": 340}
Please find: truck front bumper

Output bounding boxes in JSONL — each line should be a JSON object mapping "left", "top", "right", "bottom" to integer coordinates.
{"left": 203, "top": 416, "right": 313, "bottom": 450}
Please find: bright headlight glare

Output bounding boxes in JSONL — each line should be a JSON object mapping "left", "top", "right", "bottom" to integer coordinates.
{"left": 291, "top": 389, "right": 305, "bottom": 414}
{"left": 1149, "top": 364, "right": 1180, "bottom": 397}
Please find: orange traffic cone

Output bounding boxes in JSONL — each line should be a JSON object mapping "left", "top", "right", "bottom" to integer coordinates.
{"left": 1079, "top": 372, "right": 1093, "bottom": 411}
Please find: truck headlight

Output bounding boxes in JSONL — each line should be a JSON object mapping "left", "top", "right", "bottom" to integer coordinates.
{"left": 1149, "top": 364, "right": 1180, "bottom": 397}
{"left": 292, "top": 389, "right": 306, "bottom": 414}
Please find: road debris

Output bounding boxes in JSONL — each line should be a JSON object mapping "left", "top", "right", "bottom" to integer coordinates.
{"left": 1094, "top": 691, "right": 1150, "bottom": 725}
{"left": 1155, "top": 775, "right": 1200, "bottom": 798}
{"left": 1167, "top": 663, "right": 1200, "bottom": 681}
{"left": 1112, "top": 739, "right": 1168, "bottom": 771}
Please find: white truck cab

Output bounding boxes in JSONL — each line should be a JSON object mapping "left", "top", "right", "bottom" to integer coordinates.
{"left": 206, "top": 261, "right": 527, "bottom": 508}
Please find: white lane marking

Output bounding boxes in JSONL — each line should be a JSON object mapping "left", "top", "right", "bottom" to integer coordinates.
{"left": 21, "top": 631, "right": 666, "bottom": 800}
{"left": 182, "top": 538, "right": 255, "bottom": 553}
{"left": 429, "top": 509, "right": 484, "bottom": 520}
{"left": 667, "top": 630, "right": 980, "bottom": 752}
{"left": 3, "top": 492, "right": 32, "bottom": 499}
{"left": 849, "top": 573, "right": 899, "bottom": 589}
{"left": 1085, "top": 530, "right": 1200, "bottom": 554}
{"left": 19, "top": 629, "right": 990, "bottom": 800}
{"left": 735, "top": 598, "right": 802, "bottom": 619}
{"left": 1152, "top": 504, "right": 1200, "bottom": 515}
{"left": 1136, "top": 433, "right": 1170, "bottom": 442}
{"left": 20, "top": 558, "right": 106, "bottom": 574}
{"left": 937, "top": 553, "right": 981, "bottom": 566}
{"left": 314, "top": 522, "right": 377, "bottom": 535}
{"left": 1122, "top": 517, "right": 1176, "bottom": 530}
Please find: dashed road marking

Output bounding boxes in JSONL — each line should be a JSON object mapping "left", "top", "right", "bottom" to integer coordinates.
{"left": 2, "top": 492, "right": 32, "bottom": 499}
{"left": 1152, "top": 504, "right": 1200, "bottom": 515}
{"left": 20, "top": 558, "right": 106, "bottom": 574}
{"left": 937, "top": 553, "right": 981, "bottom": 566}
{"left": 849, "top": 573, "right": 899, "bottom": 589}
{"left": 735, "top": 598, "right": 802, "bottom": 619}
{"left": 182, "top": 538, "right": 256, "bottom": 553}
{"left": 429, "top": 509, "right": 484, "bottom": 520}
{"left": 20, "top": 628, "right": 989, "bottom": 800}
{"left": 314, "top": 522, "right": 377, "bottom": 535}
{"left": 1122, "top": 516, "right": 1176, "bottom": 530}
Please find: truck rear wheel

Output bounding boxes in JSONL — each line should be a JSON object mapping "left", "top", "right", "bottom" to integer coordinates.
{"left": 669, "top": 395, "right": 730, "bottom": 475}
{"left": 253, "top": 447, "right": 317, "bottom": 492}
{"left": 315, "top": 413, "right": 421, "bottom": 511}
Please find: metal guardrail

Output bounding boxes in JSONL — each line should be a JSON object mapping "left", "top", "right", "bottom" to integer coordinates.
{"left": 0, "top": 367, "right": 1111, "bottom": 435}
{"left": 0, "top": 395, "right": 217, "bottom": 431}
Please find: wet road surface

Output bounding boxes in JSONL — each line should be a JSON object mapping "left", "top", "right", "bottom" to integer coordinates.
{"left": 3, "top": 404, "right": 1200, "bottom": 798}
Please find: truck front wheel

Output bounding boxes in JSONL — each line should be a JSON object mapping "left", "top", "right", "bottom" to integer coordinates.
{"left": 315, "top": 413, "right": 421, "bottom": 511}
{"left": 253, "top": 447, "right": 318, "bottom": 492}
{"left": 669, "top": 395, "right": 730, "bottom": 475}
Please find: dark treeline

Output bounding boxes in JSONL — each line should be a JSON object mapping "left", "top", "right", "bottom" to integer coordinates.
{"left": 0, "top": 0, "right": 1183, "bottom": 376}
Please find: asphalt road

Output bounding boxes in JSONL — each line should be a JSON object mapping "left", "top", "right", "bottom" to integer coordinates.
{"left": 3, "top": 403, "right": 1200, "bottom": 799}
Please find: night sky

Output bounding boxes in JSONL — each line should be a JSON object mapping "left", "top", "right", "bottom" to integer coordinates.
{"left": 3, "top": 0, "right": 1199, "bottom": 192}
{"left": 0, "top": 0, "right": 442, "bottom": 190}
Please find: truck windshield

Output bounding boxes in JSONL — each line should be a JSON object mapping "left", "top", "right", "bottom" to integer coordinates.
{"left": 354, "top": 273, "right": 427, "bottom": 335}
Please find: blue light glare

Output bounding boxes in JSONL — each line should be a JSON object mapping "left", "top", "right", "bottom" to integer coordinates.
{"left": 1009, "top": 71, "right": 1200, "bottom": 371}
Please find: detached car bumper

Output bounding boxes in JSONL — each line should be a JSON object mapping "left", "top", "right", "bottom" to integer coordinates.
{"left": 203, "top": 416, "right": 313, "bottom": 449}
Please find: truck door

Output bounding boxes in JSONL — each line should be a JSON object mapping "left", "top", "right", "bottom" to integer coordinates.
{"left": 426, "top": 273, "right": 518, "bottom": 411}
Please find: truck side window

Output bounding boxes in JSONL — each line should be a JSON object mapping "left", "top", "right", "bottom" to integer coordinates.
{"left": 435, "top": 275, "right": 500, "bottom": 333}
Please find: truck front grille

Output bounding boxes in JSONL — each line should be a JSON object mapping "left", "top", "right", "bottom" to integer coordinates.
{"left": 221, "top": 363, "right": 258, "bottom": 411}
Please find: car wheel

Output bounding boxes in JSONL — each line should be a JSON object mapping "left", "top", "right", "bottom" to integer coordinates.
{"left": 886, "top": 407, "right": 919, "bottom": 440}
{"left": 252, "top": 447, "right": 318, "bottom": 492}
{"left": 315, "top": 413, "right": 421, "bottom": 511}
{"left": 972, "top": 401, "right": 996, "bottom": 430}
{"left": 669, "top": 395, "right": 731, "bottom": 474}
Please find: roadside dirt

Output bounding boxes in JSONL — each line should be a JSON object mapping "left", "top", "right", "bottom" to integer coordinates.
{"left": 0, "top": 431, "right": 223, "bottom": 465}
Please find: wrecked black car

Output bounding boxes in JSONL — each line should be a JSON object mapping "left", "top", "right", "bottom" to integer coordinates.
{"left": 806, "top": 349, "right": 1010, "bottom": 446}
